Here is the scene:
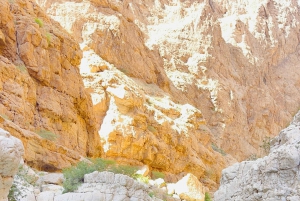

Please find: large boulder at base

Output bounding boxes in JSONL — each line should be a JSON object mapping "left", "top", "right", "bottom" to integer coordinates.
{"left": 0, "top": 128, "right": 24, "bottom": 201}
{"left": 174, "top": 173, "right": 205, "bottom": 201}
{"left": 215, "top": 110, "right": 300, "bottom": 201}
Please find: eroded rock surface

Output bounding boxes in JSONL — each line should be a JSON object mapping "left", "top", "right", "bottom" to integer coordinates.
{"left": 0, "top": 128, "right": 24, "bottom": 201}
{"left": 214, "top": 110, "right": 300, "bottom": 201}
{"left": 0, "top": 0, "right": 101, "bottom": 171}
{"left": 37, "top": 0, "right": 300, "bottom": 162}
{"left": 82, "top": 70, "right": 231, "bottom": 190}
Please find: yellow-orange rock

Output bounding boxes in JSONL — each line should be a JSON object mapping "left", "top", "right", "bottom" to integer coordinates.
{"left": 0, "top": 0, "right": 101, "bottom": 171}
{"left": 38, "top": 0, "right": 300, "bottom": 162}
{"left": 82, "top": 70, "right": 231, "bottom": 190}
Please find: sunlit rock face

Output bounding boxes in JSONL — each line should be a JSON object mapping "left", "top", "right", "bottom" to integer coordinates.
{"left": 37, "top": 0, "right": 300, "bottom": 162}
{"left": 0, "top": 0, "right": 101, "bottom": 171}
{"left": 215, "top": 110, "right": 300, "bottom": 200}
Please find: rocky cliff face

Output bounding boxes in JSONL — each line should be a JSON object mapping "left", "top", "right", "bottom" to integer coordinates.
{"left": 0, "top": 0, "right": 101, "bottom": 171}
{"left": 214, "top": 110, "right": 300, "bottom": 200}
{"left": 3, "top": 0, "right": 300, "bottom": 197}
{"left": 34, "top": 0, "right": 242, "bottom": 191}
{"left": 36, "top": 0, "right": 300, "bottom": 162}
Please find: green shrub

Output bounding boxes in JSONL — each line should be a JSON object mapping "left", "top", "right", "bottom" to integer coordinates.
{"left": 246, "top": 154, "right": 258, "bottom": 161}
{"left": 16, "top": 65, "right": 27, "bottom": 73}
{"left": 8, "top": 166, "right": 34, "bottom": 201}
{"left": 34, "top": 18, "right": 43, "bottom": 28}
{"left": 63, "top": 161, "right": 95, "bottom": 193}
{"left": 132, "top": 174, "right": 149, "bottom": 184}
{"left": 8, "top": 183, "right": 19, "bottom": 201}
{"left": 63, "top": 158, "right": 147, "bottom": 193}
{"left": 0, "top": 113, "right": 10, "bottom": 120}
{"left": 148, "top": 192, "right": 155, "bottom": 198}
{"left": 211, "top": 143, "right": 226, "bottom": 156}
{"left": 46, "top": 32, "right": 52, "bottom": 46}
{"left": 205, "top": 192, "right": 212, "bottom": 201}
{"left": 260, "top": 137, "right": 272, "bottom": 154}
{"left": 63, "top": 158, "right": 114, "bottom": 193}
{"left": 147, "top": 125, "right": 157, "bottom": 133}
{"left": 36, "top": 130, "right": 57, "bottom": 141}
{"left": 152, "top": 171, "right": 165, "bottom": 180}
{"left": 110, "top": 164, "right": 139, "bottom": 176}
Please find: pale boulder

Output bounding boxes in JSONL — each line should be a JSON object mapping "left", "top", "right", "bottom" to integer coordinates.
{"left": 40, "top": 173, "right": 64, "bottom": 185}
{"left": 135, "top": 165, "right": 149, "bottom": 177}
{"left": 0, "top": 128, "right": 24, "bottom": 201}
{"left": 174, "top": 173, "right": 205, "bottom": 201}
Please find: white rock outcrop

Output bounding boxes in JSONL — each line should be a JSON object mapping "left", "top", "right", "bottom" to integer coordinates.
{"left": 174, "top": 174, "right": 205, "bottom": 201}
{"left": 54, "top": 171, "right": 153, "bottom": 201}
{"left": 0, "top": 128, "right": 24, "bottom": 201}
{"left": 215, "top": 110, "right": 300, "bottom": 201}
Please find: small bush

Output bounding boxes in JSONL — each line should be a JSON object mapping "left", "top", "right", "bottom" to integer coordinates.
{"left": 8, "top": 166, "right": 34, "bottom": 201}
{"left": 205, "top": 192, "right": 212, "bottom": 201}
{"left": 36, "top": 130, "right": 57, "bottom": 141}
{"left": 148, "top": 192, "right": 155, "bottom": 198}
{"left": 0, "top": 113, "right": 10, "bottom": 120}
{"left": 133, "top": 174, "right": 149, "bottom": 184}
{"left": 63, "top": 161, "right": 96, "bottom": 193}
{"left": 147, "top": 125, "right": 157, "bottom": 133}
{"left": 63, "top": 158, "right": 114, "bottom": 193}
{"left": 152, "top": 171, "right": 165, "bottom": 180}
{"left": 246, "top": 154, "right": 258, "bottom": 161}
{"left": 260, "top": 137, "right": 272, "bottom": 154}
{"left": 8, "top": 183, "right": 20, "bottom": 201}
{"left": 16, "top": 65, "right": 27, "bottom": 73}
{"left": 62, "top": 158, "right": 147, "bottom": 193}
{"left": 46, "top": 32, "right": 52, "bottom": 46}
{"left": 211, "top": 143, "right": 226, "bottom": 156}
{"left": 110, "top": 164, "right": 139, "bottom": 176}
{"left": 34, "top": 18, "right": 44, "bottom": 28}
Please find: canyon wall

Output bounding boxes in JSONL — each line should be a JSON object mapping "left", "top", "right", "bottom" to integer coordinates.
{"left": 0, "top": 0, "right": 101, "bottom": 171}
{"left": 2, "top": 0, "right": 300, "bottom": 195}
{"left": 36, "top": 0, "right": 300, "bottom": 162}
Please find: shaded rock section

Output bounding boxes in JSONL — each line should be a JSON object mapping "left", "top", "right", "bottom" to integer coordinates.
{"left": 214, "top": 110, "right": 300, "bottom": 200}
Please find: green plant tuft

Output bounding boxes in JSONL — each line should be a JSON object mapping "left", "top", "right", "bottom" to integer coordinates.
{"left": 34, "top": 18, "right": 44, "bottom": 28}
{"left": 211, "top": 143, "right": 227, "bottom": 156}
{"left": 147, "top": 125, "right": 157, "bottom": 133}
{"left": 246, "top": 154, "right": 259, "bottom": 161}
{"left": 132, "top": 174, "right": 149, "bottom": 184}
{"left": 63, "top": 160, "right": 97, "bottom": 193}
{"left": 45, "top": 32, "right": 52, "bottom": 46}
{"left": 152, "top": 171, "right": 165, "bottom": 180}
{"left": 205, "top": 192, "right": 212, "bottom": 201}
{"left": 62, "top": 158, "right": 148, "bottom": 193}
{"left": 260, "top": 137, "right": 272, "bottom": 154}
{"left": 0, "top": 113, "right": 10, "bottom": 120}
{"left": 8, "top": 183, "right": 19, "bottom": 201}
{"left": 148, "top": 192, "right": 155, "bottom": 198}
{"left": 110, "top": 164, "right": 139, "bottom": 176}
{"left": 16, "top": 65, "right": 27, "bottom": 73}
{"left": 36, "top": 130, "right": 57, "bottom": 141}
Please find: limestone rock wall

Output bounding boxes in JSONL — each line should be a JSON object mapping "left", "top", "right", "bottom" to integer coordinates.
{"left": 0, "top": 0, "right": 101, "bottom": 171}
{"left": 214, "top": 110, "right": 300, "bottom": 200}
{"left": 37, "top": 0, "right": 300, "bottom": 161}
{"left": 35, "top": 0, "right": 237, "bottom": 191}
{"left": 0, "top": 128, "right": 24, "bottom": 201}
{"left": 83, "top": 70, "right": 229, "bottom": 190}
